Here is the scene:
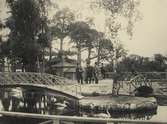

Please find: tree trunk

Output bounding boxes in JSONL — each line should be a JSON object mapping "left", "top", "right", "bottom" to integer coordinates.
{"left": 87, "top": 47, "right": 91, "bottom": 63}
{"left": 112, "top": 50, "right": 119, "bottom": 95}
{"left": 49, "top": 43, "right": 52, "bottom": 61}
{"left": 60, "top": 38, "right": 63, "bottom": 53}
{"left": 97, "top": 43, "right": 101, "bottom": 65}
{"left": 59, "top": 38, "right": 64, "bottom": 77}
{"left": 77, "top": 45, "right": 81, "bottom": 65}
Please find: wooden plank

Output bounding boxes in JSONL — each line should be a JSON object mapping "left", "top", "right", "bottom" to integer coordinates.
{"left": 31, "top": 73, "right": 45, "bottom": 85}
{"left": 40, "top": 74, "right": 54, "bottom": 85}
{"left": 15, "top": 73, "right": 31, "bottom": 84}
{"left": 45, "top": 74, "right": 64, "bottom": 85}
{"left": 3, "top": 73, "right": 17, "bottom": 85}
{"left": 10, "top": 73, "right": 26, "bottom": 84}
{"left": 23, "top": 73, "right": 41, "bottom": 84}
{"left": 0, "top": 111, "right": 166, "bottom": 124}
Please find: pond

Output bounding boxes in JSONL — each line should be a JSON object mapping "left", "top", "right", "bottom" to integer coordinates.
{"left": 0, "top": 106, "right": 166, "bottom": 124}
{"left": 0, "top": 87, "right": 167, "bottom": 124}
{"left": 77, "top": 106, "right": 167, "bottom": 121}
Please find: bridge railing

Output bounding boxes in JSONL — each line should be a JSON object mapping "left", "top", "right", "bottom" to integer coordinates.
{"left": 0, "top": 72, "right": 78, "bottom": 85}
{"left": 54, "top": 83, "right": 82, "bottom": 97}
{"left": 0, "top": 72, "right": 83, "bottom": 99}
{"left": 0, "top": 111, "right": 166, "bottom": 124}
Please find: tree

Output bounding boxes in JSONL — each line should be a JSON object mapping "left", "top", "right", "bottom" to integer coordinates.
{"left": 51, "top": 8, "right": 75, "bottom": 76}
{"left": 93, "top": 32, "right": 104, "bottom": 64}
{"left": 69, "top": 21, "right": 90, "bottom": 65}
{"left": 95, "top": 37, "right": 114, "bottom": 65}
{"left": 5, "top": 0, "right": 51, "bottom": 72}
{"left": 117, "top": 54, "right": 167, "bottom": 73}
{"left": 92, "top": 0, "right": 140, "bottom": 95}
{"left": 85, "top": 28, "right": 99, "bottom": 63}
{"left": 51, "top": 8, "right": 75, "bottom": 56}
{"left": 93, "top": 0, "right": 141, "bottom": 37}
{"left": 153, "top": 54, "right": 167, "bottom": 71}
{"left": 0, "top": 20, "right": 5, "bottom": 71}
{"left": 117, "top": 54, "right": 143, "bottom": 72}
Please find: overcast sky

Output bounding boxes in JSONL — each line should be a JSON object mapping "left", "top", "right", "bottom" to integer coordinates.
{"left": 1, "top": 0, "right": 167, "bottom": 57}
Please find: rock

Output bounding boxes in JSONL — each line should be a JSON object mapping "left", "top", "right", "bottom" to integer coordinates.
{"left": 134, "top": 86, "right": 153, "bottom": 97}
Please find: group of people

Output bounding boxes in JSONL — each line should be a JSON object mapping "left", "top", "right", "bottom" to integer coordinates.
{"left": 76, "top": 62, "right": 106, "bottom": 84}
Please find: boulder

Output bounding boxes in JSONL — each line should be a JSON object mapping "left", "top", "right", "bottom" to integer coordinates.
{"left": 134, "top": 86, "right": 154, "bottom": 97}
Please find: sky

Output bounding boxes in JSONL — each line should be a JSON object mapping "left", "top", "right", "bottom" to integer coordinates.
{"left": 0, "top": 0, "right": 167, "bottom": 57}
{"left": 127, "top": 0, "right": 167, "bottom": 57}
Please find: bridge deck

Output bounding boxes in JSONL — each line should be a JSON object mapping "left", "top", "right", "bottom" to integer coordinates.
{"left": 0, "top": 72, "right": 83, "bottom": 99}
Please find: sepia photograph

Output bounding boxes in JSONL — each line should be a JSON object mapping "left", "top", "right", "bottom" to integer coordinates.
{"left": 0, "top": 0, "right": 167, "bottom": 124}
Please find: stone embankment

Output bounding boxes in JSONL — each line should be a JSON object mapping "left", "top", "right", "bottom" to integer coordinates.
{"left": 79, "top": 95, "right": 157, "bottom": 113}
{"left": 77, "top": 79, "right": 158, "bottom": 113}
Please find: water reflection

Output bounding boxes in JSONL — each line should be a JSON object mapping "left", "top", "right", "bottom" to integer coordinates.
{"left": 0, "top": 87, "right": 166, "bottom": 124}
{"left": 0, "top": 87, "right": 78, "bottom": 116}
{"left": 78, "top": 110, "right": 156, "bottom": 121}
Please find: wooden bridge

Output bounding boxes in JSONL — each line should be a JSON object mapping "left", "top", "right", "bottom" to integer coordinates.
{"left": 0, "top": 72, "right": 83, "bottom": 115}
{"left": 0, "top": 72, "right": 74, "bottom": 86}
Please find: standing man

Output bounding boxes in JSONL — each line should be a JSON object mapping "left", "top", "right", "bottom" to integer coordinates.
{"left": 85, "top": 61, "right": 93, "bottom": 84}
{"left": 76, "top": 63, "right": 83, "bottom": 84}
{"left": 94, "top": 62, "right": 100, "bottom": 84}
{"left": 101, "top": 63, "right": 106, "bottom": 79}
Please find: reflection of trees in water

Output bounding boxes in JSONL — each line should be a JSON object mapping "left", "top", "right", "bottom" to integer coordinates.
{"left": 110, "top": 111, "right": 156, "bottom": 120}
{"left": 79, "top": 110, "right": 156, "bottom": 121}
{"left": 0, "top": 88, "right": 157, "bottom": 124}
{"left": 74, "top": 111, "right": 156, "bottom": 124}
{"left": 0, "top": 88, "right": 77, "bottom": 116}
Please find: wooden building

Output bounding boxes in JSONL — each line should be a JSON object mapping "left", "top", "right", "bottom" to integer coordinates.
{"left": 51, "top": 61, "right": 76, "bottom": 80}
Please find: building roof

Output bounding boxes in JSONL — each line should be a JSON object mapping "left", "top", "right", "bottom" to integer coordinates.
{"left": 52, "top": 61, "right": 76, "bottom": 68}
{"left": 63, "top": 68, "right": 76, "bottom": 73}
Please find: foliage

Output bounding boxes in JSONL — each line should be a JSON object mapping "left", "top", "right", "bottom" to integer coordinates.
{"left": 95, "top": 37, "right": 114, "bottom": 63}
{"left": 69, "top": 21, "right": 90, "bottom": 48}
{"left": 93, "top": 0, "right": 141, "bottom": 37}
{"left": 0, "top": 17, "right": 8, "bottom": 70}
{"left": 92, "top": 0, "right": 141, "bottom": 95}
{"left": 5, "top": 0, "right": 51, "bottom": 72}
{"left": 117, "top": 54, "right": 167, "bottom": 72}
{"left": 69, "top": 21, "right": 92, "bottom": 64}
{"left": 51, "top": 8, "right": 75, "bottom": 52}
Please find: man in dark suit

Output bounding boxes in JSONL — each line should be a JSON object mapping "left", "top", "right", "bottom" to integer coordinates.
{"left": 85, "top": 62, "right": 94, "bottom": 84}
{"left": 76, "top": 63, "right": 83, "bottom": 84}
